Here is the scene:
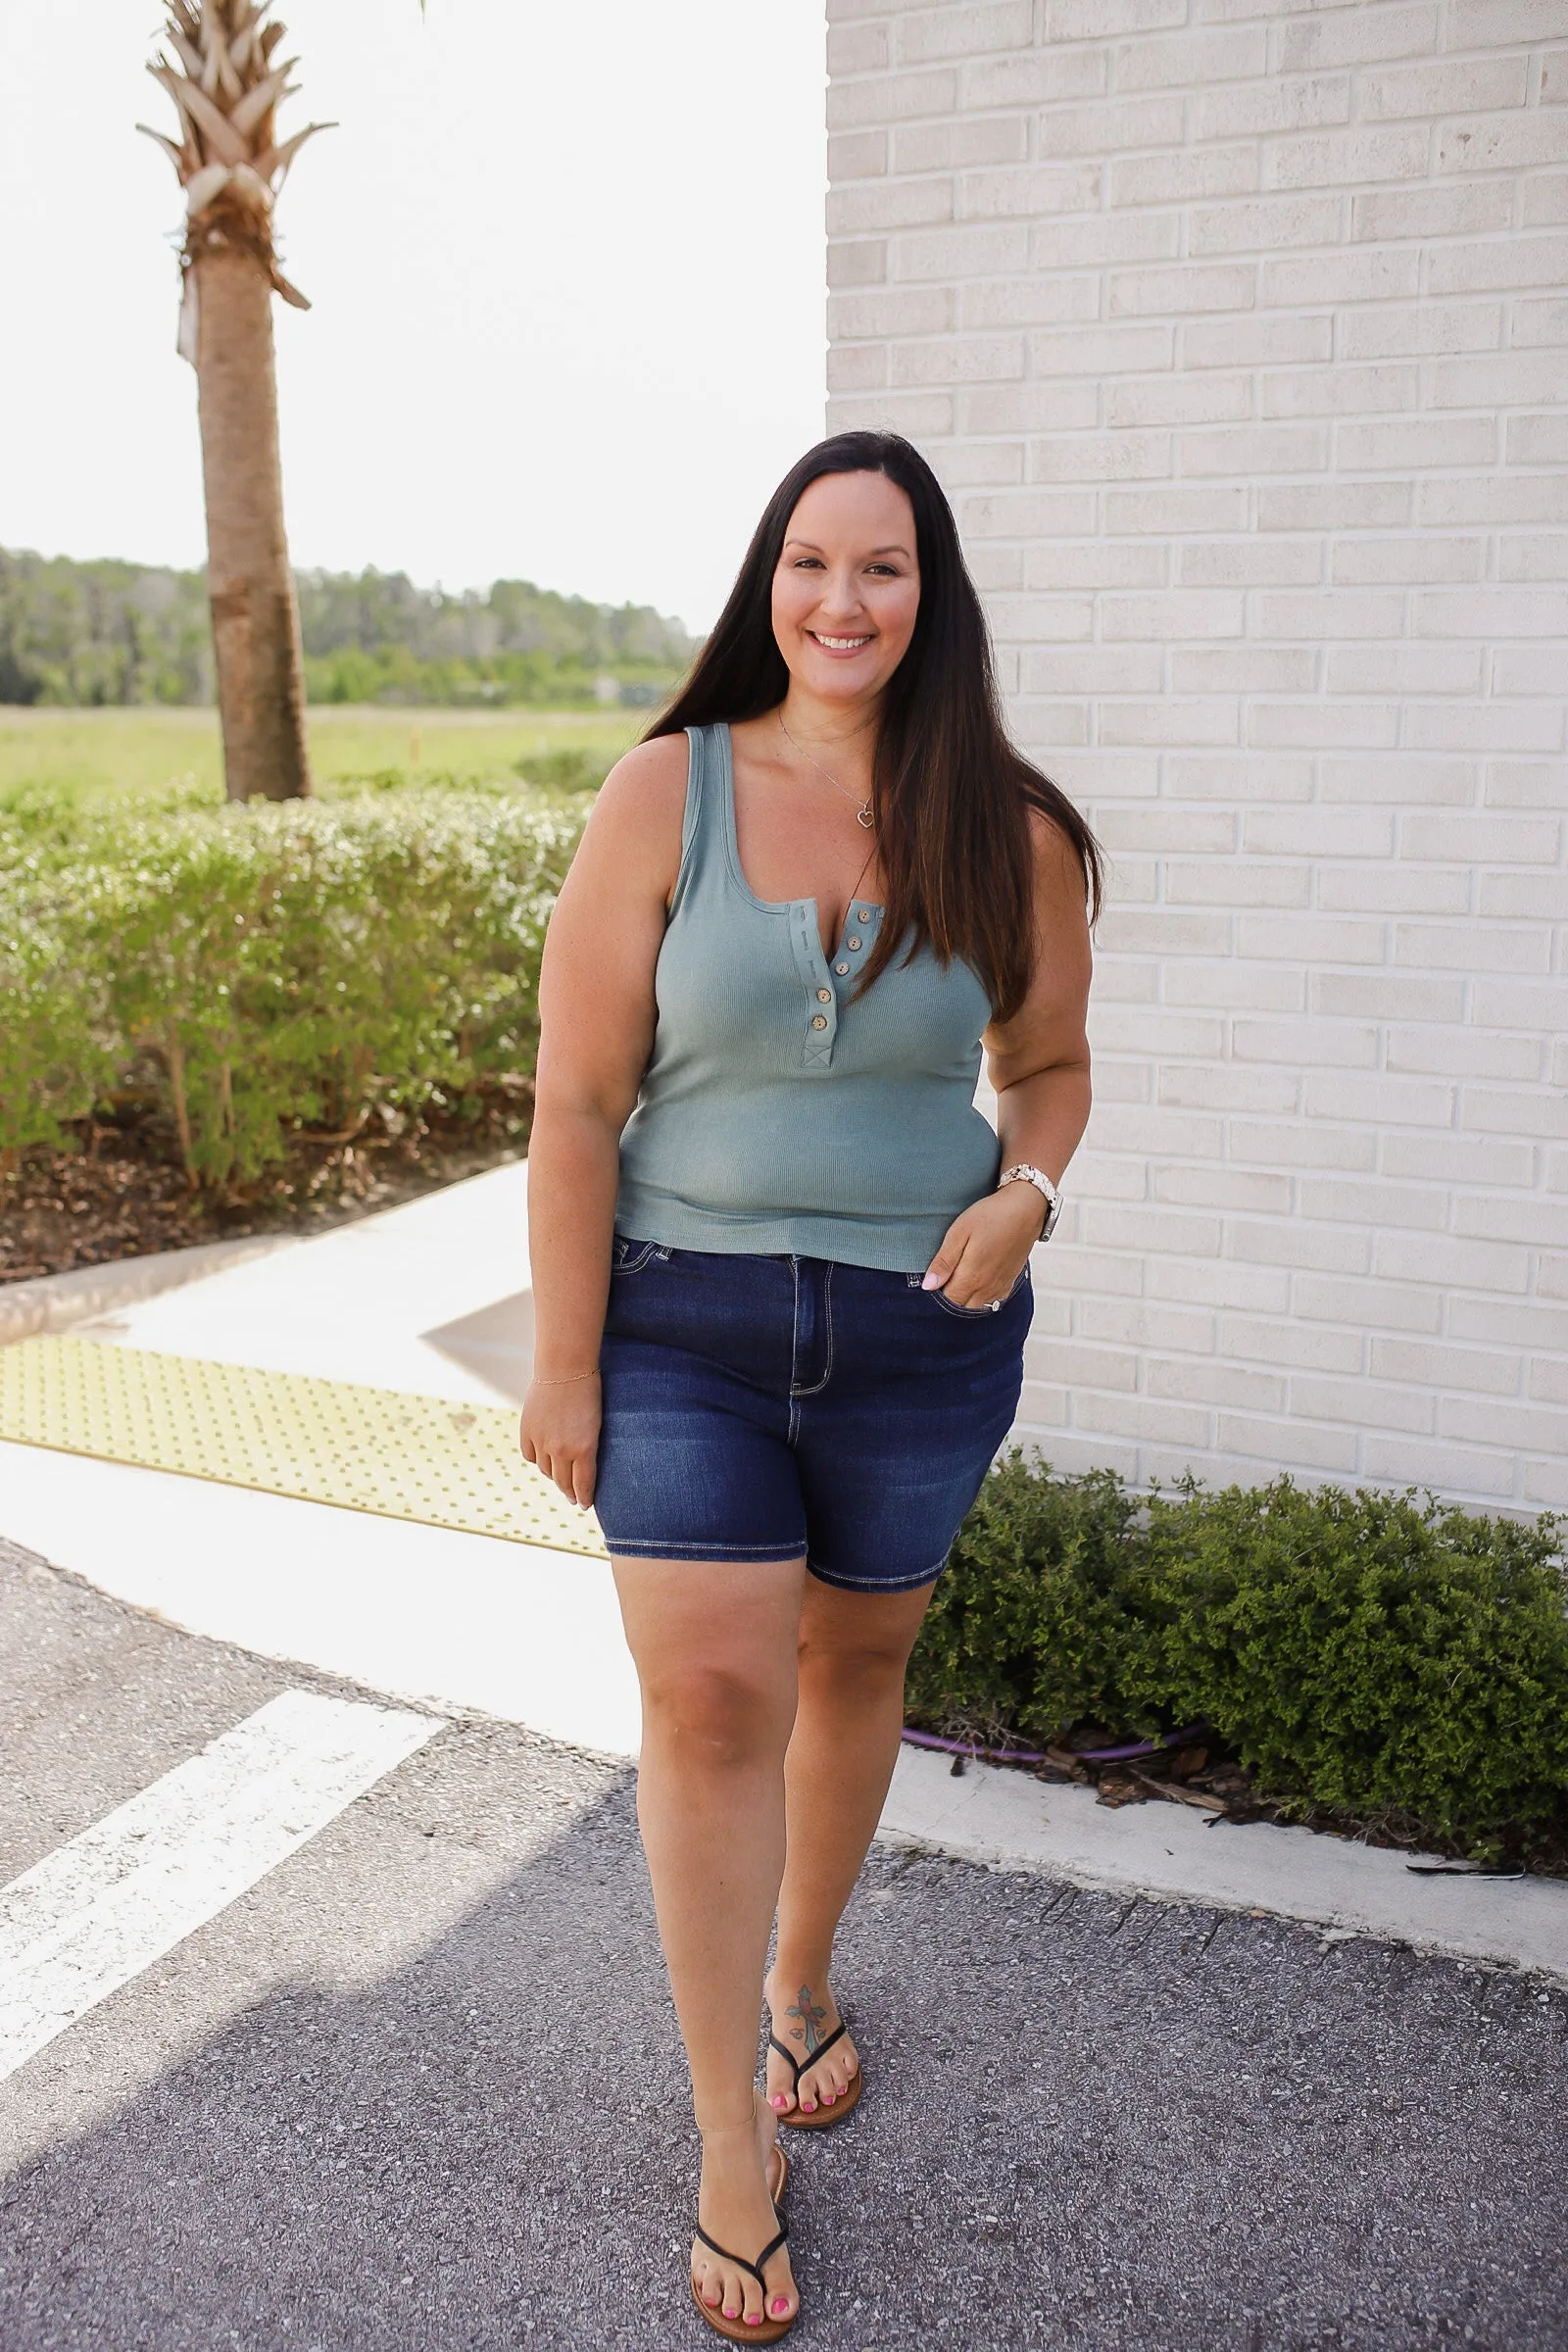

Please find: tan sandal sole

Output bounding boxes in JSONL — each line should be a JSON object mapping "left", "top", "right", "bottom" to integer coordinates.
{"left": 688, "top": 2279, "right": 796, "bottom": 2343}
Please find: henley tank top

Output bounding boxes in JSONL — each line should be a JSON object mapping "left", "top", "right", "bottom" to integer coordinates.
{"left": 614, "top": 722, "right": 1001, "bottom": 1275}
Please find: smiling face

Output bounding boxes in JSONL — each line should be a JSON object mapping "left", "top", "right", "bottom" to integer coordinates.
{"left": 770, "top": 469, "right": 921, "bottom": 710}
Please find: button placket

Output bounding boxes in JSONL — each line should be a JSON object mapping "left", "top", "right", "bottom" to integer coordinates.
{"left": 790, "top": 902, "right": 838, "bottom": 1070}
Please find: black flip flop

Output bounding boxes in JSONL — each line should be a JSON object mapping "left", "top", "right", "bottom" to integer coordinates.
{"left": 768, "top": 2018, "right": 863, "bottom": 2130}
{"left": 689, "top": 2213, "right": 795, "bottom": 2344}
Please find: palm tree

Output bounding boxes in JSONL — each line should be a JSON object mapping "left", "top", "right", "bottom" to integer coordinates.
{"left": 139, "top": 2, "right": 332, "bottom": 801}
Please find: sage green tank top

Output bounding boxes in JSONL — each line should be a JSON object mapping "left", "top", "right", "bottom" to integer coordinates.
{"left": 614, "top": 722, "right": 1000, "bottom": 1274}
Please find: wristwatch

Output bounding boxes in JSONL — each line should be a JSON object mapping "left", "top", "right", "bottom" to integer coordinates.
{"left": 998, "top": 1162, "right": 1062, "bottom": 1242}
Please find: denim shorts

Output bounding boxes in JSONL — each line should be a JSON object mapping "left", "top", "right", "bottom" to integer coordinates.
{"left": 594, "top": 1238, "right": 1030, "bottom": 1593}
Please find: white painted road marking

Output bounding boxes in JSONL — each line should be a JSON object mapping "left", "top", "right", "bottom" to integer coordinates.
{"left": 0, "top": 1689, "right": 440, "bottom": 2082}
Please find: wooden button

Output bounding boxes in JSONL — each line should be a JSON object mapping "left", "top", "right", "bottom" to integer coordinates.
{"left": 835, "top": 961, "right": 850, "bottom": 975}
{"left": 816, "top": 988, "right": 831, "bottom": 1003}
{"left": 848, "top": 937, "right": 861, "bottom": 951}
{"left": 811, "top": 1014, "right": 828, "bottom": 1030}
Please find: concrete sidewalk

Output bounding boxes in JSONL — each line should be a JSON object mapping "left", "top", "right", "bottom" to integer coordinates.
{"left": 3, "top": 1166, "right": 1565, "bottom": 1984}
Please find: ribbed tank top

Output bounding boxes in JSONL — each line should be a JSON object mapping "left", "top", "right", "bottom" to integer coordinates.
{"left": 614, "top": 722, "right": 1001, "bottom": 1274}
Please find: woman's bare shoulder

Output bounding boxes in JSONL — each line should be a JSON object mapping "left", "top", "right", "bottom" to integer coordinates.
{"left": 579, "top": 734, "right": 689, "bottom": 869}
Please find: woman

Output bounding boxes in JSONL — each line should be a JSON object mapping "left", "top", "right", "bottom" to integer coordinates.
{"left": 521, "top": 430, "right": 1098, "bottom": 2341}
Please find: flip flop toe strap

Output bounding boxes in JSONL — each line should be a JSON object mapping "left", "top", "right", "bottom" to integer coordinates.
{"left": 767, "top": 2020, "right": 847, "bottom": 2090}
{"left": 694, "top": 2222, "right": 790, "bottom": 2299}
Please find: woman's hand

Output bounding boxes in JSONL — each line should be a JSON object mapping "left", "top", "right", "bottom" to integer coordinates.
{"left": 519, "top": 1372, "right": 603, "bottom": 1509}
{"left": 921, "top": 1182, "right": 1046, "bottom": 1309}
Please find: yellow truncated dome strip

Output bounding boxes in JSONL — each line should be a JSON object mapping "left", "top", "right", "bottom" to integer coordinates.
{"left": 0, "top": 1336, "right": 608, "bottom": 1558}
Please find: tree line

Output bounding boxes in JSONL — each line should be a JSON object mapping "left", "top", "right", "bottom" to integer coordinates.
{"left": 0, "top": 547, "right": 696, "bottom": 710}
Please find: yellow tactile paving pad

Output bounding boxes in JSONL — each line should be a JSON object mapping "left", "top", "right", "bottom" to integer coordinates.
{"left": 0, "top": 1337, "right": 608, "bottom": 1557}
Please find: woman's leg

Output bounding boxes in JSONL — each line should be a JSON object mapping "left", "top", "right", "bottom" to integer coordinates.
{"left": 614, "top": 1552, "right": 807, "bottom": 2328}
{"left": 766, "top": 1575, "right": 936, "bottom": 2116}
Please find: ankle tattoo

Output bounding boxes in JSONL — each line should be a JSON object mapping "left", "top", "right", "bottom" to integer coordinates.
{"left": 786, "top": 1984, "right": 828, "bottom": 2055}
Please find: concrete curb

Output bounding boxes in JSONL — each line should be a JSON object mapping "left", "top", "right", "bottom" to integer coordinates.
{"left": 879, "top": 1743, "right": 1568, "bottom": 1987}
{"left": 0, "top": 1237, "right": 299, "bottom": 1347}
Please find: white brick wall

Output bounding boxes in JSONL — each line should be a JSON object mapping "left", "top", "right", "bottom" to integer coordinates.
{"left": 827, "top": 0, "right": 1568, "bottom": 1512}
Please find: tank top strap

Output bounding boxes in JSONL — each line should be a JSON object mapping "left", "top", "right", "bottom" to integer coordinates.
{"left": 667, "top": 722, "right": 729, "bottom": 920}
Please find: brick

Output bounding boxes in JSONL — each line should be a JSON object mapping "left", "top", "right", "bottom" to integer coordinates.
{"left": 1426, "top": 350, "right": 1564, "bottom": 406}
{"left": 1318, "top": 865, "right": 1472, "bottom": 915}
{"left": 1442, "top": 1396, "right": 1568, "bottom": 1454}
{"left": 1417, "top": 587, "right": 1568, "bottom": 638}
{"left": 828, "top": 238, "right": 888, "bottom": 286}
{"left": 828, "top": 389, "right": 956, "bottom": 434}
{"left": 1105, "top": 484, "right": 1250, "bottom": 533}
{"left": 1195, "top": 76, "right": 1351, "bottom": 141}
{"left": 1101, "top": 909, "right": 1238, "bottom": 957}
{"left": 1231, "top": 1218, "right": 1372, "bottom": 1274}
{"left": 963, "top": 486, "right": 1102, "bottom": 536}
{"left": 1148, "top": 1257, "right": 1293, "bottom": 1312}
{"left": 1405, "top": 701, "right": 1564, "bottom": 752}
{"left": 1024, "top": 542, "right": 1167, "bottom": 587}
{"left": 894, "top": 114, "right": 1029, "bottom": 171}
{"left": 1250, "top": 702, "right": 1401, "bottom": 748}
{"left": 1022, "top": 646, "right": 1166, "bottom": 693}
{"left": 896, "top": 1, "right": 1034, "bottom": 63}
{"left": 1100, "top": 699, "right": 1243, "bottom": 745}
{"left": 1514, "top": 172, "right": 1568, "bottom": 225}
{"left": 1266, "top": 126, "right": 1431, "bottom": 188}
{"left": 1262, "top": 249, "right": 1423, "bottom": 310}
{"left": 828, "top": 68, "right": 957, "bottom": 130}
{"left": 1028, "top": 320, "right": 1176, "bottom": 375}
{"left": 1164, "top": 960, "right": 1306, "bottom": 1010}
{"left": 1222, "top": 1314, "right": 1365, "bottom": 1375}
{"left": 1045, "top": 0, "right": 1188, "bottom": 37}
{"left": 891, "top": 220, "right": 1030, "bottom": 276}
{"left": 958, "top": 161, "right": 1103, "bottom": 218}
{"left": 827, "top": 177, "right": 955, "bottom": 232}
{"left": 1226, "top": 1120, "right": 1378, "bottom": 1173}
{"left": 1165, "top": 859, "right": 1312, "bottom": 907}
{"left": 1040, "top": 93, "right": 1190, "bottom": 157}
{"left": 1463, "top": 1082, "right": 1568, "bottom": 1139}
{"left": 1151, "top": 1356, "right": 1289, "bottom": 1413}
{"left": 1331, "top": 534, "right": 1486, "bottom": 584}
{"left": 1182, "top": 314, "right": 1334, "bottom": 368}
{"left": 1400, "top": 810, "right": 1561, "bottom": 863}
{"left": 1362, "top": 55, "right": 1529, "bottom": 119}
{"left": 1446, "top": 0, "right": 1568, "bottom": 51}
{"left": 1257, "top": 480, "right": 1413, "bottom": 528}
{"left": 1498, "top": 535, "right": 1568, "bottom": 581}
{"left": 1109, "top": 261, "right": 1258, "bottom": 315}
{"left": 889, "top": 332, "right": 1023, "bottom": 383}
{"left": 1179, "top": 539, "right": 1324, "bottom": 584}
{"left": 1448, "top": 1297, "right": 1568, "bottom": 1355}
{"left": 1110, "top": 144, "right": 1260, "bottom": 206}
{"left": 1163, "top": 753, "right": 1316, "bottom": 801}
{"left": 1101, "top": 590, "right": 1247, "bottom": 638}
{"left": 1274, "top": 4, "right": 1439, "bottom": 73}
{"left": 1179, "top": 422, "right": 1330, "bottom": 475}
{"left": 1484, "top": 759, "right": 1568, "bottom": 805}
{"left": 830, "top": 285, "right": 955, "bottom": 338}
{"left": 1510, "top": 295, "right": 1568, "bottom": 345}
{"left": 1255, "top": 589, "right": 1406, "bottom": 638}
{"left": 828, "top": 22, "right": 891, "bottom": 75}
{"left": 1490, "top": 646, "right": 1568, "bottom": 698}
{"left": 1477, "top": 867, "right": 1568, "bottom": 919}
{"left": 1263, "top": 362, "right": 1420, "bottom": 419}
{"left": 1232, "top": 1015, "right": 1378, "bottom": 1064}
{"left": 1350, "top": 180, "right": 1515, "bottom": 241}
{"left": 1300, "top": 1074, "right": 1458, "bottom": 1132}
{"left": 961, "top": 380, "right": 1100, "bottom": 430}
{"left": 1106, "top": 372, "right": 1253, "bottom": 427}
{"left": 1031, "top": 211, "right": 1185, "bottom": 266}
{"left": 828, "top": 344, "right": 890, "bottom": 391}
{"left": 1453, "top": 1191, "right": 1568, "bottom": 1248}
{"left": 963, "top": 48, "right": 1111, "bottom": 110}
{"left": 1418, "top": 471, "right": 1568, "bottom": 526}
{"left": 1214, "top": 1412, "right": 1360, "bottom": 1474}
{"left": 1300, "top": 1174, "right": 1448, "bottom": 1230}
{"left": 1337, "top": 416, "right": 1497, "bottom": 470}
{"left": 1169, "top": 646, "right": 1317, "bottom": 692}
{"left": 1245, "top": 808, "right": 1396, "bottom": 858}
{"left": 1507, "top": 411, "right": 1568, "bottom": 465}
{"left": 1291, "top": 1373, "right": 1436, "bottom": 1434}
{"left": 1394, "top": 919, "right": 1551, "bottom": 974}
{"left": 828, "top": 129, "right": 889, "bottom": 182}
{"left": 1029, "top": 429, "right": 1173, "bottom": 481}
{"left": 1429, "top": 232, "right": 1568, "bottom": 294}
{"left": 1371, "top": 1337, "right": 1524, "bottom": 1397}
{"left": 1340, "top": 302, "right": 1501, "bottom": 359}
{"left": 1361, "top": 1436, "right": 1515, "bottom": 1498}
{"left": 1326, "top": 645, "right": 1485, "bottom": 696}
{"left": 1310, "top": 971, "right": 1465, "bottom": 1024}
{"left": 1295, "top": 1274, "right": 1443, "bottom": 1335}
{"left": 1081, "top": 1299, "right": 1220, "bottom": 1353}
{"left": 959, "top": 274, "right": 1101, "bottom": 326}
{"left": 1436, "top": 111, "right": 1568, "bottom": 172}
{"left": 1113, "top": 26, "right": 1269, "bottom": 89}
{"left": 1189, "top": 193, "right": 1344, "bottom": 254}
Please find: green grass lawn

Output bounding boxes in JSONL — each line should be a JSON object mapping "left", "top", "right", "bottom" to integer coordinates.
{"left": 0, "top": 705, "right": 642, "bottom": 807}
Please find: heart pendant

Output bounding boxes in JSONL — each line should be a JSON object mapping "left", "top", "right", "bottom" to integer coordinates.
{"left": 856, "top": 805, "right": 874, "bottom": 829}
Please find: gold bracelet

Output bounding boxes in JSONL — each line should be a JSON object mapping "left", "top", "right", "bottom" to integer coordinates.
{"left": 530, "top": 1368, "right": 601, "bottom": 1387}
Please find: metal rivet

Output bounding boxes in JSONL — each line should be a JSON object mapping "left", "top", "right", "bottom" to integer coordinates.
{"left": 811, "top": 1014, "right": 828, "bottom": 1030}
{"left": 817, "top": 987, "right": 831, "bottom": 1003}
{"left": 848, "top": 937, "right": 861, "bottom": 951}
{"left": 835, "top": 961, "right": 850, "bottom": 975}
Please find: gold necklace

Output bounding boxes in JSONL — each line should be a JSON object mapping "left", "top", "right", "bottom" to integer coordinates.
{"left": 778, "top": 713, "right": 875, "bottom": 831}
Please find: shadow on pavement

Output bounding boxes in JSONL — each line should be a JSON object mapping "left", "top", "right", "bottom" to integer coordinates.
{"left": 3, "top": 1777, "right": 1566, "bottom": 2352}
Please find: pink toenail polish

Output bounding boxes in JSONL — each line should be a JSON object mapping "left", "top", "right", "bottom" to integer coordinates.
{"left": 745, "top": 2318, "right": 761, "bottom": 2328}
{"left": 771, "top": 2298, "right": 790, "bottom": 2316}
{"left": 770, "top": 2095, "right": 786, "bottom": 2110}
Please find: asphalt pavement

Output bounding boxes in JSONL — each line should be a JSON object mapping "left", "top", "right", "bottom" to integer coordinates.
{"left": 2, "top": 1534, "right": 1565, "bottom": 2352}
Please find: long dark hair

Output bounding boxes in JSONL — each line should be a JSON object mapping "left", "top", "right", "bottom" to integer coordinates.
{"left": 646, "top": 430, "right": 1102, "bottom": 1022}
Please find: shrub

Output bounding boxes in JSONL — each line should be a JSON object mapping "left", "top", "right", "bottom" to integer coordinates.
{"left": 1, "top": 793, "right": 582, "bottom": 1187}
{"left": 907, "top": 1451, "right": 1568, "bottom": 1857}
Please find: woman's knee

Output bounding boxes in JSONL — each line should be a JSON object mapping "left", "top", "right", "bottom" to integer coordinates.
{"left": 797, "top": 1628, "right": 914, "bottom": 1696}
{"left": 641, "top": 1659, "right": 796, "bottom": 1771}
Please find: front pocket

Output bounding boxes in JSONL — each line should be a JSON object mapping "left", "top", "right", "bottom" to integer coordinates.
{"left": 612, "top": 1237, "right": 665, "bottom": 1277}
{"left": 925, "top": 1264, "right": 1030, "bottom": 1320}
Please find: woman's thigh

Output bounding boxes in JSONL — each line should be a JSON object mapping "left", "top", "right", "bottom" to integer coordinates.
{"left": 613, "top": 1553, "right": 808, "bottom": 1729}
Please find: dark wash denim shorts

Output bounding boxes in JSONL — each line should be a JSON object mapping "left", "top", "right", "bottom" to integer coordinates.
{"left": 595, "top": 1237, "right": 1030, "bottom": 1593}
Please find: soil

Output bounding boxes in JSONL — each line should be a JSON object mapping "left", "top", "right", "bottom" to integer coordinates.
{"left": 0, "top": 1098, "right": 531, "bottom": 1287}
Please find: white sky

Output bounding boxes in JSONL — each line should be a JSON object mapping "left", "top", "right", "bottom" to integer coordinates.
{"left": 0, "top": 1, "right": 828, "bottom": 631}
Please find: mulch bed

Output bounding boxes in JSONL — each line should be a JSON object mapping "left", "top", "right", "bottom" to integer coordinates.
{"left": 925, "top": 1730, "right": 1568, "bottom": 1880}
{"left": 1, "top": 1098, "right": 531, "bottom": 1287}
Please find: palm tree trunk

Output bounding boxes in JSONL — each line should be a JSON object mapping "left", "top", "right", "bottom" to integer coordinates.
{"left": 194, "top": 246, "right": 313, "bottom": 803}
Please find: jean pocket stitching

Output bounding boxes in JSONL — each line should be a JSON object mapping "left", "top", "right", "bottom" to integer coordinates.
{"left": 928, "top": 1265, "right": 1029, "bottom": 1320}
{"left": 612, "top": 1239, "right": 661, "bottom": 1277}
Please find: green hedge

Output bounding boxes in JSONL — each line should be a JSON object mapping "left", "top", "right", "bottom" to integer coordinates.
{"left": 1, "top": 793, "right": 582, "bottom": 1187}
{"left": 912, "top": 1452, "right": 1568, "bottom": 1857}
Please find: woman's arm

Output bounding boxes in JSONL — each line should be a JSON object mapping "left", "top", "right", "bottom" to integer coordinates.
{"left": 520, "top": 735, "right": 687, "bottom": 1504}
{"left": 921, "top": 811, "right": 1094, "bottom": 1307}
